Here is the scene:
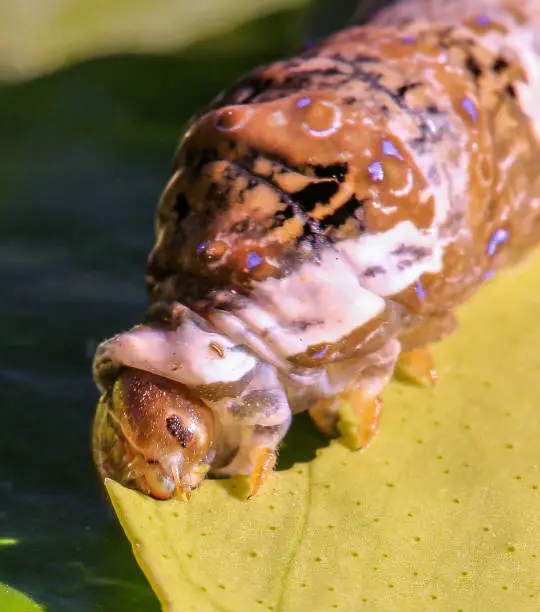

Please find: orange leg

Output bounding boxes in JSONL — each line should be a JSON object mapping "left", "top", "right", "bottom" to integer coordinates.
{"left": 248, "top": 447, "right": 277, "bottom": 499}
{"left": 337, "top": 389, "right": 384, "bottom": 450}
{"left": 396, "top": 346, "right": 437, "bottom": 387}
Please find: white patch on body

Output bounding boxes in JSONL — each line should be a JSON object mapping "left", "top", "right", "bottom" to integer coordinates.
{"left": 207, "top": 309, "right": 291, "bottom": 371}
{"left": 104, "top": 318, "right": 257, "bottom": 386}
{"left": 386, "top": 110, "right": 470, "bottom": 230}
{"left": 234, "top": 250, "right": 386, "bottom": 358}
{"left": 337, "top": 220, "right": 444, "bottom": 296}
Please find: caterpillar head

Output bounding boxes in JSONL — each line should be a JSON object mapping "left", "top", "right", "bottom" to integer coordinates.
{"left": 94, "top": 367, "right": 214, "bottom": 500}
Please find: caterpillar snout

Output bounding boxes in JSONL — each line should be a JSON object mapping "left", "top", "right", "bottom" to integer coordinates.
{"left": 106, "top": 368, "right": 215, "bottom": 499}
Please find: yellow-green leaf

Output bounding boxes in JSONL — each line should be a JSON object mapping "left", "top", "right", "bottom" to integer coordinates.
{"left": 107, "top": 250, "right": 540, "bottom": 611}
{"left": 0, "top": 584, "right": 42, "bottom": 612}
{"left": 0, "top": 0, "right": 307, "bottom": 81}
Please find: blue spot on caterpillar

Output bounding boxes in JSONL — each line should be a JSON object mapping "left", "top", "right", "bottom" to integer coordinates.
{"left": 487, "top": 228, "right": 510, "bottom": 257}
{"left": 246, "top": 252, "right": 263, "bottom": 269}
{"left": 367, "top": 161, "right": 384, "bottom": 182}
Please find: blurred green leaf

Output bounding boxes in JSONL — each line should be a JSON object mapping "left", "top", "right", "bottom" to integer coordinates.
{"left": 0, "top": 0, "right": 308, "bottom": 80}
{"left": 108, "top": 251, "right": 540, "bottom": 611}
{"left": 0, "top": 584, "right": 42, "bottom": 612}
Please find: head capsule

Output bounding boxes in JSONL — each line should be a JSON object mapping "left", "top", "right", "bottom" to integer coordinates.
{"left": 94, "top": 367, "right": 214, "bottom": 500}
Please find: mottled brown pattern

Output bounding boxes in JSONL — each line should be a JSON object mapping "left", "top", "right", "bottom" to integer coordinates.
{"left": 147, "top": 3, "right": 540, "bottom": 354}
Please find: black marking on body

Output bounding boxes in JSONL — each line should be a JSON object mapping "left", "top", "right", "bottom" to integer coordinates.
{"left": 228, "top": 160, "right": 307, "bottom": 224}
{"left": 465, "top": 55, "right": 483, "bottom": 79}
{"left": 174, "top": 193, "right": 190, "bottom": 222}
{"left": 227, "top": 156, "right": 331, "bottom": 247}
{"left": 290, "top": 318, "right": 325, "bottom": 332}
{"left": 324, "top": 52, "right": 450, "bottom": 147}
{"left": 229, "top": 390, "right": 283, "bottom": 418}
{"left": 281, "top": 74, "right": 315, "bottom": 90}
{"left": 253, "top": 422, "right": 290, "bottom": 436}
{"left": 230, "top": 218, "right": 251, "bottom": 233}
{"left": 166, "top": 415, "right": 193, "bottom": 448}
{"left": 505, "top": 84, "right": 517, "bottom": 99}
{"left": 218, "top": 74, "right": 276, "bottom": 106}
{"left": 292, "top": 181, "right": 339, "bottom": 213}
{"left": 312, "top": 162, "right": 349, "bottom": 182}
{"left": 363, "top": 265, "right": 386, "bottom": 277}
{"left": 492, "top": 57, "right": 509, "bottom": 73}
{"left": 319, "top": 195, "right": 366, "bottom": 229}
{"left": 183, "top": 146, "right": 220, "bottom": 175}
{"left": 392, "top": 244, "right": 431, "bottom": 259}
{"left": 396, "top": 82, "right": 422, "bottom": 100}
{"left": 298, "top": 222, "right": 330, "bottom": 252}
{"left": 271, "top": 206, "right": 296, "bottom": 229}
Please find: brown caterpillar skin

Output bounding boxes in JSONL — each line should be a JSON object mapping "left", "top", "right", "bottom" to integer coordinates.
{"left": 93, "top": 1, "right": 540, "bottom": 500}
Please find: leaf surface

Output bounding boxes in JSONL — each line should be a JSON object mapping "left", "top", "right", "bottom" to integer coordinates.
{"left": 108, "top": 251, "right": 540, "bottom": 611}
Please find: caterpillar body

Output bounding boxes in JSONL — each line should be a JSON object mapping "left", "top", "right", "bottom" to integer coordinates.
{"left": 93, "top": 0, "right": 540, "bottom": 499}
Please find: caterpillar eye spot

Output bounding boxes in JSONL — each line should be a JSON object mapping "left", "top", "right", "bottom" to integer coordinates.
{"left": 215, "top": 107, "right": 251, "bottom": 131}
{"left": 299, "top": 98, "right": 342, "bottom": 137}
{"left": 197, "top": 239, "right": 228, "bottom": 262}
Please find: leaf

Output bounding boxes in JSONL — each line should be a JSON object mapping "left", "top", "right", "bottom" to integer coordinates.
{"left": 0, "top": 0, "right": 308, "bottom": 81}
{"left": 107, "top": 251, "right": 540, "bottom": 611}
{"left": 0, "top": 584, "right": 42, "bottom": 612}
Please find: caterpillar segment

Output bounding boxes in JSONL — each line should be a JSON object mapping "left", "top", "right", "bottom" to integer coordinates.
{"left": 92, "top": 1, "right": 540, "bottom": 499}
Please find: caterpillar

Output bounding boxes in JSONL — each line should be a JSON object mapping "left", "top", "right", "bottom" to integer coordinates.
{"left": 92, "top": 0, "right": 540, "bottom": 500}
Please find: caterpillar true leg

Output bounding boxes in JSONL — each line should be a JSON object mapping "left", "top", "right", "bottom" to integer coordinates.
{"left": 248, "top": 446, "right": 277, "bottom": 499}
{"left": 212, "top": 420, "right": 289, "bottom": 497}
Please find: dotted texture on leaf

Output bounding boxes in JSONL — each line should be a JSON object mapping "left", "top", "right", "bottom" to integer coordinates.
{"left": 107, "top": 251, "right": 540, "bottom": 612}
